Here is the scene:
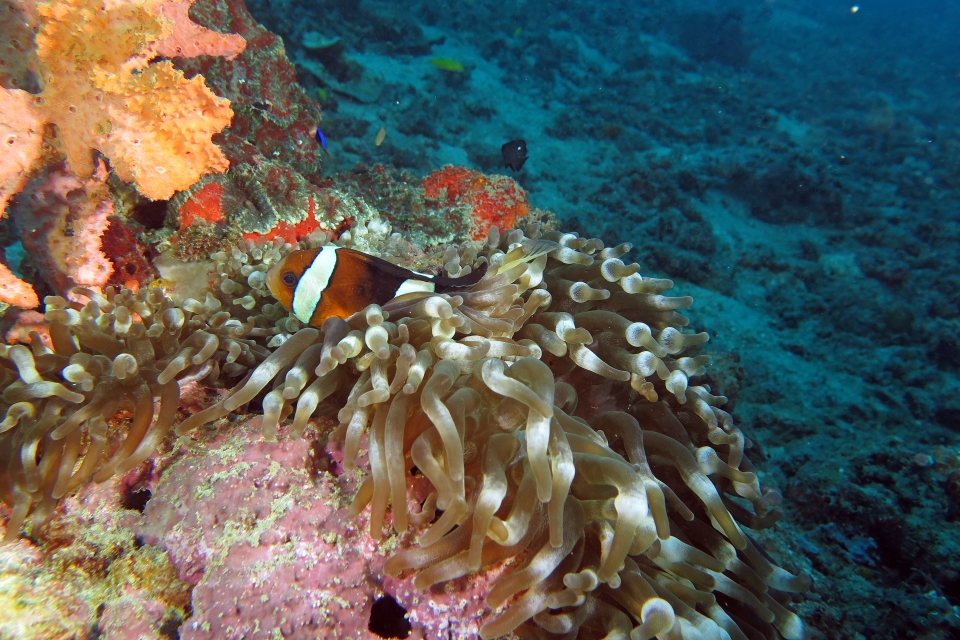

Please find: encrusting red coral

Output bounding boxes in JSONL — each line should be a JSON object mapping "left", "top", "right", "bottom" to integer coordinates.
{"left": 99, "top": 217, "right": 160, "bottom": 292}
{"left": 423, "top": 166, "right": 532, "bottom": 240}
{"left": 175, "top": 181, "right": 226, "bottom": 229}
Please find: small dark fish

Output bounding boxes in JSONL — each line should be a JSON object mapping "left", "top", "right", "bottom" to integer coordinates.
{"left": 501, "top": 139, "right": 527, "bottom": 171}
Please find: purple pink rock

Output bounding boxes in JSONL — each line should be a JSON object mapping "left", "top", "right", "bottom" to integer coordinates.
{"left": 137, "top": 417, "right": 499, "bottom": 639}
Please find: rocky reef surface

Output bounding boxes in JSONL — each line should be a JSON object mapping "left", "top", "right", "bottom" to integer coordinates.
{"left": 0, "top": 0, "right": 958, "bottom": 639}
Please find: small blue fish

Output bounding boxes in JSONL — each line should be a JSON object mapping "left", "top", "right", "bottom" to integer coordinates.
{"left": 315, "top": 126, "right": 333, "bottom": 159}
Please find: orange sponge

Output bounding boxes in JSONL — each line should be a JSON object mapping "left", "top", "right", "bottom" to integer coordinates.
{"left": 33, "top": 0, "right": 242, "bottom": 200}
{"left": 0, "top": 262, "right": 38, "bottom": 309}
{"left": 0, "top": 89, "right": 43, "bottom": 308}
{"left": 0, "top": 0, "right": 244, "bottom": 305}
{"left": 0, "top": 88, "right": 44, "bottom": 217}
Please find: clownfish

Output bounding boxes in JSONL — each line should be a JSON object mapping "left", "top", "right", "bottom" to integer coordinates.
{"left": 266, "top": 246, "right": 489, "bottom": 327}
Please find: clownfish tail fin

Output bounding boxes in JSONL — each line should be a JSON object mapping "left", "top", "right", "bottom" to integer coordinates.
{"left": 433, "top": 238, "right": 559, "bottom": 291}
{"left": 494, "top": 238, "right": 560, "bottom": 274}
{"left": 433, "top": 261, "right": 489, "bottom": 291}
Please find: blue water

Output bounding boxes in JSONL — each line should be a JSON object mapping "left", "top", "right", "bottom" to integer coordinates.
{"left": 258, "top": 0, "right": 960, "bottom": 636}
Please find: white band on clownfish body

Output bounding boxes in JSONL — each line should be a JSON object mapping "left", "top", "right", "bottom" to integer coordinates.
{"left": 293, "top": 246, "right": 338, "bottom": 323}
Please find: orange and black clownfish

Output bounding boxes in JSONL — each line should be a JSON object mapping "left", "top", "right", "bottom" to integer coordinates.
{"left": 266, "top": 246, "right": 489, "bottom": 328}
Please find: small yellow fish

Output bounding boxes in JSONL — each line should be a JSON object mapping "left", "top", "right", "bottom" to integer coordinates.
{"left": 428, "top": 57, "right": 465, "bottom": 72}
{"left": 316, "top": 87, "right": 328, "bottom": 101}
{"left": 148, "top": 278, "right": 176, "bottom": 294}
{"left": 513, "top": 27, "right": 522, "bottom": 37}
{"left": 374, "top": 126, "right": 386, "bottom": 146}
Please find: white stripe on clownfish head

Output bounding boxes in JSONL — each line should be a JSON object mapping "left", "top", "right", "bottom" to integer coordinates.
{"left": 293, "top": 245, "right": 337, "bottom": 323}
{"left": 395, "top": 278, "right": 435, "bottom": 297}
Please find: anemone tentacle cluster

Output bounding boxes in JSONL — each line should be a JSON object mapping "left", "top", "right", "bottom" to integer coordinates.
{"left": 0, "top": 285, "right": 272, "bottom": 540}
{"left": 0, "top": 223, "right": 808, "bottom": 639}
{"left": 183, "top": 224, "right": 808, "bottom": 639}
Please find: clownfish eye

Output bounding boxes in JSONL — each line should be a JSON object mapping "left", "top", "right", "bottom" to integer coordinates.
{"left": 281, "top": 271, "right": 298, "bottom": 287}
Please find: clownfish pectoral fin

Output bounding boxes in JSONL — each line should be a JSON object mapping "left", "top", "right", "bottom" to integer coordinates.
{"left": 394, "top": 279, "right": 436, "bottom": 297}
{"left": 493, "top": 238, "right": 560, "bottom": 274}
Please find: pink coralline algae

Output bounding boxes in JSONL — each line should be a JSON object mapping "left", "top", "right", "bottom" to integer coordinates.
{"left": 8, "top": 161, "right": 158, "bottom": 297}
{"left": 137, "top": 418, "right": 499, "bottom": 640}
{"left": 98, "top": 594, "right": 171, "bottom": 640}
{"left": 11, "top": 163, "right": 115, "bottom": 298}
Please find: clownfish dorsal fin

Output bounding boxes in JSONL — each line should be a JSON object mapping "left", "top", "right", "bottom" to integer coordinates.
{"left": 493, "top": 238, "right": 559, "bottom": 274}
{"left": 341, "top": 247, "right": 488, "bottom": 292}
{"left": 338, "top": 248, "right": 431, "bottom": 282}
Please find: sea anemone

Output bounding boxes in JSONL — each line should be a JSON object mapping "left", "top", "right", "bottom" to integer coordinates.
{"left": 0, "top": 285, "right": 273, "bottom": 541}
{"left": 182, "top": 224, "right": 808, "bottom": 638}
{"left": 0, "top": 223, "right": 808, "bottom": 639}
